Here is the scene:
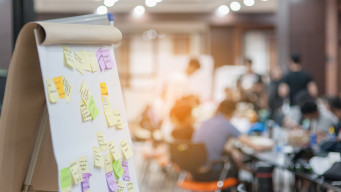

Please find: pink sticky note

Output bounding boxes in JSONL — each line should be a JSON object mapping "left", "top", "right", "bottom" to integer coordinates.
{"left": 96, "top": 48, "right": 106, "bottom": 71}
{"left": 81, "top": 173, "right": 92, "bottom": 192}
{"left": 106, "top": 171, "right": 118, "bottom": 192}
{"left": 122, "top": 161, "right": 130, "bottom": 181}
{"left": 101, "top": 49, "right": 114, "bottom": 69}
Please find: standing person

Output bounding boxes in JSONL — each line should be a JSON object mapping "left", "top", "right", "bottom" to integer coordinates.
{"left": 278, "top": 54, "right": 318, "bottom": 106}
{"left": 237, "top": 58, "right": 262, "bottom": 100}
{"left": 191, "top": 99, "right": 273, "bottom": 182}
{"left": 268, "top": 67, "right": 283, "bottom": 120}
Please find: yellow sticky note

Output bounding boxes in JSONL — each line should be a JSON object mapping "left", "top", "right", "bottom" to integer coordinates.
{"left": 88, "top": 52, "right": 99, "bottom": 72}
{"left": 102, "top": 96, "right": 111, "bottom": 110}
{"left": 80, "top": 101, "right": 92, "bottom": 121}
{"left": 77, "top": 51, "right": 92, "bottom": 71}
{"left": 79, "top": 156, "right": 89, "bottom": 174}
{"left": 120, "top": 138, "right": 133, "bottom": 159}
{"left": 117, "top": 180, "right": 125, "bottom": 192}
{"left": 97, "top": 131, "right": 108, "bottom": 151}
{"left": 69, "top": 161, "right": 83, "bottom": 185}
{"left": 92, "top": 146, "right": 104, "bottom": 167}
{"left": 79, "top": 80, "right": 91, "bottom": 105}
{"left": 113, "top": 110, "right": 124, "bottom": 129}
{"left": 73, "top": 51, "right": 85, "bottom": 74}
{"left": 105, "top": 108, "right": 116, "bottom": 127}
{"left": 104, "top": 153, "right": 113, "bottom": 173}
{"left": 62, "top": 77, "right": 73, "bottom": 103}
{"left": 100, "top": 82, "right": 108, "bottom": 97}
{"left": 126, "top": 181, "right": 135, "bottom": 192}
{"left": 46, "top": 79, "right": 60, "bottom": 103}
{"left": 63, "top": 46, "right": 75, "bottom": 69}
{"left": 108, "top": 140, "right": 122, "bottom": 161}
{"left": 53, "top": 76, "right": 65, "bottom": 98}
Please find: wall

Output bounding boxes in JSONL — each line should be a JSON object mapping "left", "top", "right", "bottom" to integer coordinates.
{"left": 0, "top": 0, "right": 12, "bottom": 69}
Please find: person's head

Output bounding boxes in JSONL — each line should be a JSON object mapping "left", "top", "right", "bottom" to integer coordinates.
{"left": 270, "top": 67, "right": 282, "bottom": 81}
{"left": 300, "top": 100, "right": 319, "bottom": 120}
{"left": 170, "top": 102, "right": 193, "bottom": 125}
{"left": 217, "top": 99, "right": 236, "bottom": 119}
{"left": 186, "top": 58, "right": 201, "bottom": 76}
{"left": 244, "top": 58, "right": 253, "bottom": 73}
{"left": 329, "top": 97, "right": 341, "bottom": 119}
{"left": 289, "top": 53, "right": 302, "bottom": 71}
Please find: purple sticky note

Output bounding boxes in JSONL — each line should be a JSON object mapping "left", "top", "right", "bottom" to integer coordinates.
{"left": 81, "top": 173, "right": 92, "bottom": 192}
{"left": 122, "top": 161, "right": 130, "bottom": 181}
{"left": 101, "top": 50, "right": 114, "bottom": 69}
{"left": 96, "top": 48, "right": 106, "bottom": 71}
{"left": 106, "top": 171, "right": 118, "bottom": 192}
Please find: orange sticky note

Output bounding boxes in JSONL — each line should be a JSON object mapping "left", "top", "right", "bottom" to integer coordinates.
{"left": 53, "top": 76, "right": 65, "bottom": 98}
{"left": 100, "top": 82, "right": 108, "bottom": 97}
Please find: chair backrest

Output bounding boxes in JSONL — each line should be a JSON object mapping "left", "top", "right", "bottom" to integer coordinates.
{"left": 169, "top": 141, "right": 207, "bottom": 172}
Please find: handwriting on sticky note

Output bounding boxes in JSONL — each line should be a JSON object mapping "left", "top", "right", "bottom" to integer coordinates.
{"left": 81, "top": 173, "right": 92, "bottom": 192}
{"left": 126, "top": 181, "right": 135, "bottom": 192}
{"left": 100, "top": 82, "right": 108, "bottom": 96}
{"left": 69, "top": 161, "right": 83, "bottom": 185}
{"left": 96, "top": 48, "right": 115, "bottom": 70}
{"left": 113, "top": 110, "right": 124, "bottom": 129}
{"left": 63, "top": 77, "right": 73, "bottom": 103}
{"left": 46, "top": 79, "right": 60, "bottom": 103}
{"left": 63, "top": 46, "right": 75, "bottom": 69}
{"left": 105, "top": 109, "right": 116, "bottom": 127}
{"left": 92, "top": 146, "right": 104, "bottom": 167}
{"left": 104, "top": 153, "right": 113, "bottom": 173}
{"left": 79, "top": 80, "right": 91, "bottom": 105}
{"left": 86, "top": 51, "right": 99, "bottom": 72}
{"left": 80, "top": 101, "right": 92, "bottom": 122}
{"left": 79, "top": 156, "right": 89, "bottom": 173}
{"left": 97, "top": 131, "right": 108, "bottom": 151}
{"left": 122, "top": 161, "right": 130, "bottom": 181}
{"left": 53, "top": 76, "right": 65, "bottom": 98}
{"left": 120, "top": 138, "right": 133, "bottom": 159}
{"left": 102, "top": 96, "right": 111, "bottom": 110}
{"left": 88, "top": 96, "right": 99, "bottom": 119}
{"left": 77, "top": 51, "right": 92, "bottom": 72}
{"left": 60, "top": 167, "right": 71, "bottom": 191}
{"left": 112, "top": 160, "right": 124, "bottom": 178}
{"left": 117, "top": 180, "right": 125, "bottom": 192}
{"left": 106, "top": 171, "right": 118, "bottom": 192}
{"left": 108, "top": 140, "right": 121, "bottom": 161}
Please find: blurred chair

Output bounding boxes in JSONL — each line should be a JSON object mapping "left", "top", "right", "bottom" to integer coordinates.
{"left": 169, "top": 141, "right": 238, "bottom": 192}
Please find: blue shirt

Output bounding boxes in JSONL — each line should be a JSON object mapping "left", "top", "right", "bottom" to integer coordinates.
{"left": 192, "top": 113, "right": 241, "bottom": 161}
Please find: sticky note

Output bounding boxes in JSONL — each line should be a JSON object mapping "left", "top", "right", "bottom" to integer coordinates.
{"left": 101, "top": 49, "right": 115, "bottom": 69}
{"left": 96, "top": 48, "right": 106, "bottom": 71}
{"left": 104, "top": 153, "right": 113, "bottom": 173}
{"left": 122, "top": 161, "right": 130, "bottom": 181}
{"left": 81, "top": 173, "right": 92, "bottom": 192}
{"left": 60, "top": 167, "right": 71, "bottom": 192}
{"left": 97, "top": 131, "right": 108, "bottom": 151}
{"left": 120, "top": 138, "right": 133, "bottom": 159}
{"left": 126, "top": 181, "right": 135, "bottom": 192}
{"left": 113, "top": 110, "right": 124, "bottom": 129}
{"left": 92, "top": 146, "right": 104, "bottom": 167}
{"left": 117, "top": 180, "right": 125, "bottom": 192}
{"left": 76, "top": 51, "right": 92, "bottom": 71}
{"left": 80, "top": 101, "right": 92, "bottom": 122}
{"left": 108, "top": 140, "right": 121, "bottom": 161}
{"left": 102, "top": 96, "right": 111, "bottom": 110}
{"left": 46, "top": 79, "right": 60, "bottom": 103}
{"left": 112, "top": 160, "right": 124, "bottom": 178}
{"left": 105, "top": 109, "right": 116, "bottom": 127}
{"left": 69, "top": 161, "right": 83, "bottom": 185}
{"left": 53, "top": 76, "right": 66, "bottom": 98}
{"left": 100, "top": 82, "right": 108, "bottom": 96}
{"left": 79, "top": 80, "right": 91, "bottom": 105}
{"left": 79, "top": 156, "right": 89, "bottom": 173}
{"left": 88, "top": 96, "right": 99, "bottom": 119}
{"left": 87, "top": 51, "right": 99, "bottom": 72}
{"left": 63, "top": 46, "right": 75, "bottom": 68}
{"left": 106, "top": 171, "right": 118, "bottom": 192}
{"left": 63, "top": 77, "right": 73, "bottom": 103}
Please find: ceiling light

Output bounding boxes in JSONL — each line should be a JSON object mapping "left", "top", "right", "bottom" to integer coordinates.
{"left": 133, "top": 5, "right": 145, "bottom": 17}
{"left": 215, "top": 5, "right": 230, "bottom": 17}
{"left": 243, "top": 0, "right": 255, "bottom": 6}
{"left": 96, "top": 6, "right": 108, "bottom": 15}
{"left": 104, "top": 0, "right": 116, "bottom": 7}
{"left": 145, "top": 0, "right": 157, "bottom": 7}
{"left": 230, "top": 1, "right": 241, "bottom": 11}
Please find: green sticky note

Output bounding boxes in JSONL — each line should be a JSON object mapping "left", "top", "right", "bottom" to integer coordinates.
{"left": 60, "top": 167, "right": 71, "bottom": 189}
{"left": 112, "top": 160, "right": 124, "bottom": 178}
{"left": 88, "top": 96, "right": 99, "bottom": 119}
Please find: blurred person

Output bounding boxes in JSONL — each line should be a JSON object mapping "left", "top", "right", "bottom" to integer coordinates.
{"left": 329, "top": 97, "right": 341, "bottom": 137}
{"left": 224, "top": 87, "right": 241, "bottom": 102}
{"left": 300, "top": 100, "right": 337, "bottom": 141}
{"left": 268, "top": 67, "right": 283, "bottom": 120}
{"left": 278, "top": 54, "right": 318, "bottom": 106}
{"left": 169, "top": 100, "right": 195, "bottom": 141}
{"left": 191, "top": 99, "right": 272, "bottom": 181}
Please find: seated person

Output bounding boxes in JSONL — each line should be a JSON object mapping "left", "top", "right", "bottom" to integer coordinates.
{"left": 170, "top": 101, "right": 195, "bottom": 141}
{"left": 329, "top": 97, "right": 341, "bottom": 137}
{"left": 191, "top": 99, "right": 272, "bottom": 182}
{"left": 300, "top": 100, "right": 337, "bottom": 142}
